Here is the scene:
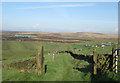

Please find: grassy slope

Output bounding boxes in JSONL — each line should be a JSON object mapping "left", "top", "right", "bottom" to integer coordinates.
{"left": 2, "top": 41, "right": 69, "bottom": 63}
{"left": 2, "top": 40, "right": 119, "bottom": 81}
{"left": 2, "top": 41, "right": 113, "bottom": 63}
{"left": 2, "top": 41, "right": 92, "bottom": 81}
{"left": 2, "top": 53, "right": 91, "bottom": 81}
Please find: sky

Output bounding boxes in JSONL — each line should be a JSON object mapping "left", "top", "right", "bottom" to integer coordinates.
{"left": 2, "top": 2, "right": 118, "bottom": 34}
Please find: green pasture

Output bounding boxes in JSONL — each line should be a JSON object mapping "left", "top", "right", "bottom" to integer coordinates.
{"left": 2, "top": 41, "right": 114, "bottom": 63}
{"left": 3, "top": 53, "right": 91, "bottom": 81}
{"left": 2, "top": 40, "right": 119, "bottom": 81}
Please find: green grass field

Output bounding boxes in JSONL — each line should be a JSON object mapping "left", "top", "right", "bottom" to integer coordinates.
{"left": 2, "top": 40, "right": 119, "bottom": 81}
{"left": 2, "top": 53, "right": 91, "bottom": 81}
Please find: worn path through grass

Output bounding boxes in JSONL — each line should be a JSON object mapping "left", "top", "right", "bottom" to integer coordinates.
{"left": 2, "top": 53, "right": 91, "bottom": 81}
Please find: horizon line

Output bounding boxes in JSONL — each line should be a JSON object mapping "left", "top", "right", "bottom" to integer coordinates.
{"left": 2, "top": 30, "right": 118, "bottom": 35}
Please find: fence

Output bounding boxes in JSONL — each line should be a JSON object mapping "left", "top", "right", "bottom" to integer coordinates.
{"left": 93, "top": 48, "right": 112, "bottom": 75}
{"left": 112, "top": 49, "right": 120, "bottom": 74}
{"left": 2, "top": 44, "right": 119, "bottom": 76}
{"left": 93, "top": 44, "right": 120, "bottom": 75}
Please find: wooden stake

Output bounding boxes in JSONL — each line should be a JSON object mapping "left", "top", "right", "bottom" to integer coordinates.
{"left": 52, "top": 55, "right": 55, "bottom": 62}
{"left": 93, "top": 48, "right": 97, "bottom": 75}
{"left": 67, "top": 46, "right": 71, "bottom": 52}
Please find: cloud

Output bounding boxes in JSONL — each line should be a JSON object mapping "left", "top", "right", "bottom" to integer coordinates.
{"left": 33, "top": 24, "right": 40, "bottom": 29}
{"left": 115, "top": 28, "right": 118, "bottom": 32}
{"left": 16, "top": 4, "right": 94, "bottom": 9}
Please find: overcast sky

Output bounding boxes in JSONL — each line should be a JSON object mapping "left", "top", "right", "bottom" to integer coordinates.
{"left": 2, "top": 2, "right": 118, "bottom": 34}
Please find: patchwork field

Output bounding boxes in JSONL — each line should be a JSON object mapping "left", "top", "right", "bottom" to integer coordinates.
{"left": 2, "top": 31, "right": 118, "bottom": 43}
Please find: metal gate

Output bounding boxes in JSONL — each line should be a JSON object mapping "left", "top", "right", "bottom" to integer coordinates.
{"left": 113, "top": 49, "right": 120, "bottom": 74}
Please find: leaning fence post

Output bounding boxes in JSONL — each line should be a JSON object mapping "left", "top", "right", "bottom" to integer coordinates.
{"left": 36, "top": 46, "right": 45, "bottom": 75}
{"left": 93, "top": 48, "right": 97, "bottom": 75}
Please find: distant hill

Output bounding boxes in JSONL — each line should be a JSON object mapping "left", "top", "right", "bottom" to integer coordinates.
{"left": 2, "top": 31, "right": 118, "bottom": 39}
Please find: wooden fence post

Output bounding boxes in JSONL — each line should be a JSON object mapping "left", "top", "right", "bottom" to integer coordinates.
{"left": 36, "top": 46, "right": 45, "bottom": 75}
{"left": 52, "top": 55, "right": 55, "bottom": 62}
{"left": 67, "top": 46, "right": 71, "bottom": 56}
{"left": 93, "top": 48, "right": 97, "bottom": 75}
{"left": 67, "top": 46, "right": 71, "bottom": 52}
{"left": 112, "top": 44, "right": 116, "bottom": 72}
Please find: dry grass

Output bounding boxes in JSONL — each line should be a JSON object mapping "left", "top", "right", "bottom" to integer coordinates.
{"left": 16, "top": 32, "right": 118, "bottom": 39}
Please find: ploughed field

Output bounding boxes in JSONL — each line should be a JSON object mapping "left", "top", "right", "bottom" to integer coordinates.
{"left": 2, "top": 31, "right": 119, "bottom": 81}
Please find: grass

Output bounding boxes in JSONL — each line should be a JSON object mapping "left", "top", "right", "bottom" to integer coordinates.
{"left": 70, "top": 42, "right": 113, "bottom": 54}
{"left": 2, "top": 41, "right": 113, "bottom": 63}
{"left": 2, "top": 41, "right": 69, "bottom": 63}
{"left": 60, "top": 36, "right": 77, "bottom": 39}
{"left": 2, "top": 53, "right": 91, "bottom": 81}
{"left": 2, "top": 40, "right": 119, "bottom": 81}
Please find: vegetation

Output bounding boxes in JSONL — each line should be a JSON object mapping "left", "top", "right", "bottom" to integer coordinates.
{"left": 2, "top": 40, "right": 119, "bottom": 81}
{"left": 2, "top": 31, "right": 119, "bottom": 81}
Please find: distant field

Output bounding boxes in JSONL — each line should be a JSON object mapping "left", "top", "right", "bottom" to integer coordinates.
{"left": 2, "top": 40, "right": 114, "bottom": 63}
{"left": 2, "top": 31, "right": 118, "bottom": 43}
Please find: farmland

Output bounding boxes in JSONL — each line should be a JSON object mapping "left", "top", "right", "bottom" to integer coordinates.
{"left": 1, "top": 31, "right": 119, "bottom": 81}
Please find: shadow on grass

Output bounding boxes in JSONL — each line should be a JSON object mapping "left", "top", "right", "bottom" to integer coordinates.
{"left": 66, "top": 51, "right": 119, "bottom": 82}
{"left": 65, "top": 51, "right": 93, "bottom": 63}
{"left": 45, "top": 65, "right": 47, "bottom": 73}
